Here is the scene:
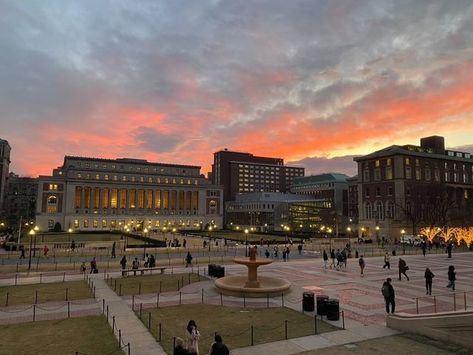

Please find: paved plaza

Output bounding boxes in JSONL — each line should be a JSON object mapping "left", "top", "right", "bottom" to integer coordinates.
{"left": 0, "top": 249, "right": 472, "bottom": 354}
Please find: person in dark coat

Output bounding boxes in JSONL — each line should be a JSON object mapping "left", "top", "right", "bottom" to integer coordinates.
{"left": 323, "top": 250, "right": 328, "bottom": 269}
{"left": 446, "top": 242, "right": 453, "bottom": 258}
{"left": 174, "top": 336, "right": 190, "bottom": 355}
{"left": 398, "top": 258, "right": 409, "bottom": 281}
{"left": 447, "top": 265, "right": 456, "bottom": 291}
{"left": 424, "top": 267, "right": 434, "bottom": 295}
{"left": 210, "top": 334, "right": 229, "bottom": 355}
{"left": 381, "top": 278, "right": 395, "bottom": 313}
{"left": 185, "top": 252, "right": 193, "bottom": 267}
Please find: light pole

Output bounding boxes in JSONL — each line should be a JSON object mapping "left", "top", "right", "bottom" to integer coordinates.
{"left": 244, "top": 228, "right": 249, "bottom": 257}
{"left": 27, "top": 229, "right": 35, "bottom": 270}
{"left": 208, "top": 226, "right": 212, "bottom": 251}
{"left": 375, "top": 225, "right": 380, "bottom": 244}
{"left": 143, "top": 228, "right": 148, "bottom": 258}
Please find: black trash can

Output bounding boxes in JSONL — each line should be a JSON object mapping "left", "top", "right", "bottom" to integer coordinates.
{"left": 302, "top": 291, "right": 315, "bottom": 312}
{"left": 214, "top": 266, "right": 225, "bottom": 278}
{"left": 208, "top": 264, "right": 217, "bottom": 277}
{"left": 316, "top": 295, "right": 329, "bottom": 316}
{"left": 325, "top": 299, "right": 340, "bottom": 321}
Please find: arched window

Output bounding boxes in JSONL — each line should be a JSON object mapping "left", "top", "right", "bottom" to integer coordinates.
{"left": 47, "top": 195, "right": 58, "bottom": 213}
{"left": 386, "top": 201, "right": 395, "bottom": 219}
{"left": 375, "top": 200, "right": 384, "bottom": 220}
{"left": 364, "top": 202, "right": 372, "bottom": 219}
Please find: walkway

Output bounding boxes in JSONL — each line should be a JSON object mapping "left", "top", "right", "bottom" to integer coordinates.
{"left": 91, "top": 277, "right": 167, "bottom": 355}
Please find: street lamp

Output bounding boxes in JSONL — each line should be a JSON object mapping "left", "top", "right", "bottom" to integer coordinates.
{"left": 375, "top": 225, "right": 380, "bottom": 244}
{"left": 244, "top": 228, "right": 249, "bottom": 257}
{"left": 28, "top": 229, "right": 36, "bottom": 270}
{"left": 143, "top": 228, "right": 149, "bottom": 258}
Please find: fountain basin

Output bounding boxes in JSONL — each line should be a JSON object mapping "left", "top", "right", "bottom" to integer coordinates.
{"left": 215, "top": 275, "right": 291, "bottom": 297}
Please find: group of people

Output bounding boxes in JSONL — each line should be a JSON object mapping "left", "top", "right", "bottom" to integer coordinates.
{"left": 324, "top": 248, "right": 349, "bottom": 270}
{"left": 174, "top": 320, "right": 229, "bottom": 355}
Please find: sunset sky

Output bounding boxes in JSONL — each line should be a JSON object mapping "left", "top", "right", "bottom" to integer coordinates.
{"left": 1, "top": 0, "right": 473, "bottom": 178}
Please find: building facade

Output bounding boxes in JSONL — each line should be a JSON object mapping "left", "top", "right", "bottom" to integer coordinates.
{"left": 4, "top": 173, "right": 38, "bottom": 225}
{"left": 290, "top": 173, "right": 350, "bottom": 234}
{"left": 225, "top": 192, "right": 333, "bottom": 232}
{"left": 0, "top": 139, "right": 11, "bottom": 216}
{"left": 36, "top": 156, "right": 223, "bottom": 232}
{"left": 354, "top": 136, "right": 473, "bottom": 242}
{"left": 212, "top": 149, "right": 305, "bottom": 202}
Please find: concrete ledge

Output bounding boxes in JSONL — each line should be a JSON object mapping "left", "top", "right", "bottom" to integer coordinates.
{"left": 387, "top": 310, "right": 473, "bottom": 350}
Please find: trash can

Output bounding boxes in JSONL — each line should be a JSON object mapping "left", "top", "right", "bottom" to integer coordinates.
{"left": 316, "top": 295, "right": 329, "bottom": 316}
{"left": 208, "top": 264, "right": 216, "bottom": 277}
{"left": 302, "top": 291, "right": 315, "bottom": 312}
{"left": 325, "top": 299, "right": 340, "bottom": 321}
{"left": 214, "top": 266, "right": 225, "bottom": 278}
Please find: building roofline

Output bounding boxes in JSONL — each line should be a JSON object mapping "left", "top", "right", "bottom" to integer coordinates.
{"left": 63, "top": 156, "right": 201, "bottom": 169}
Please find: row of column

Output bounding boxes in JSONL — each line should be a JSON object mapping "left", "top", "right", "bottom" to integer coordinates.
{"left": 74, "top": 186, "right": 199, "bottom": 211}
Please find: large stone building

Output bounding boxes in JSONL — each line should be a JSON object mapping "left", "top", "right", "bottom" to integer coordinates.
{"left": 212, "top": 149, "right": 304, "bottom": 203}
{"left": 354, "top": 136, "right": 473, "bottom": 242}
{"left": 0, "top": 139, "right": 11, "bottom": 216}
{"left": 36, "top": 156, "right": 223, "bottom": 232}
{"left": 4, "top": 173, "right": 38, "bottom": 225}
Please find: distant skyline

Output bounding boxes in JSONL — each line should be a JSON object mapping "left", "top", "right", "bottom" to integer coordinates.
{"left": 1, "top": 1, "right": 473, "bottom": 177}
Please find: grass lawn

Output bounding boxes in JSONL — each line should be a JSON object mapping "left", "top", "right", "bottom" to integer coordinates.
{"left": 21, "top": 232, "right": 125, "bottom": 243}
{"left": 0, "top": 280, "right": 92, "bottom": 306}
{"left": 141, "top": 304, "right": 337, "bottom": 354}
{"left": 110, "top": 273, "right": 205, "bottom": 295}
{"left": 0, "top": 315, "right": 123, "bottom": 355}
{"left": 297, "top": 333, "right": 472, "bottom": 355}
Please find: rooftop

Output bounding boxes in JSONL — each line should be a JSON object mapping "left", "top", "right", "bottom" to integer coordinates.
{"left": 292, "top": 173, "right": 349, "bottom": 186}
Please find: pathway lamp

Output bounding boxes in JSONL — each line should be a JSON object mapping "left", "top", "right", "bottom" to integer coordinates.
{"left": 27, "top": 229, "right": 36, "bottom": 270}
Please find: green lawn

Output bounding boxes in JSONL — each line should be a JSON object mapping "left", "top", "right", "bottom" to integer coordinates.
{"left": 0, "top": 316, "right": 124, "bottom": 355}
{"left": 141, "top": 304, "right": 337, "bottom": 354}
{"left": 110, "top": 273, "right": 205, "bottom": 295}
{"left": 0, "top": 280, "right": 92, "bottom": 306}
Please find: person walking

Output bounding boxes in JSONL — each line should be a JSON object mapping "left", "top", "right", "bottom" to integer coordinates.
{"left": 446, "top": 265, "right": 456, "bottom": 291}
{"left": 359, "top": 255, "right": 365, "bottom": 276}
{"left": 265, "top": 249, "right": 270, "bottom": 258}
{"left": 186, "top": 320, "right": 200, "bottom": 355}
{"left": 383, "top": 252, "right": 391, "bottom": 269}
{"left": 70, "top": 239, "right": 76, "bottom": 252}
{"left": 19, "top": 244, "right": 25, "bottom": 259}
{"left": 90, "top": 257, "right": 98, "bottom": 274}
{"left": 185, "top": 252, "right": 193, "bottom": 267}
{"left": 381, "top": 278, "right": 395, "bottom": 314}
{"left": 43, "top": 244, "right": 49, "bottom": 257}
{"left": 210, "top": 334, "right": 229, "bottom": 355}
{"left": 421, "top": 242, "right": 427, "bottom": 258}
{"left": 398, "top": 258, "right": 409, "bottom": 281}
{"left": 111, "top": 242, "right": 116, "bottom": 259}
{"left": 424, "top": 267, "right": 434, "bottom": 295}
{"left": 297, "top": 244, "right": 303, "bottom": 255}
{"left": 323, "top": 250, "right": 328, "bottom": 269}
{"left": 330, "top": 249, "right": 336, "bottom": 269}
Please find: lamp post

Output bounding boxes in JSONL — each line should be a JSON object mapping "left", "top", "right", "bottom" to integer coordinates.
{"left": 143, "top": 228, "right": 148, "bottom": 258}
{"left": 28, "top": 229, "right": 36, "bottom": 270}
{"left": 208, "top": 226, "right": 212, "bottom": 251}
{"left": 375, "top": 225, "right": 380, "bottom": 244}
{"left": 32, "top": 226, "right": 39, "bottom": 257}
{"left": 244, "top": 228, "right": 249, "bottom": 257}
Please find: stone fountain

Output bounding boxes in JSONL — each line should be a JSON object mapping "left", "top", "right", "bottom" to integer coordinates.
{"left": 214, "top": 246, "right": 291, "bottom": 297}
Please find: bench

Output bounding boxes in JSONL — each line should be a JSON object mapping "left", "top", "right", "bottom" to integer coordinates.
{"left": 122, "top": 267, "right": 167, "bottom": 276}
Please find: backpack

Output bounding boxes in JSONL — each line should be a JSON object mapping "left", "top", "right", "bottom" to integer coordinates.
{"left": 381, "top": 284, "right": 390, "bottom": 297}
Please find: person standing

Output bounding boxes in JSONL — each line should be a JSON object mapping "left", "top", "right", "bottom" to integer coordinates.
{"left": 186, "top": 320, "right": 200, "bottom": 355}
{"left": 111, "top": 242, "right": 116, "bottom": 259}
{"left": 43, "top": 244, "right": 49, "bottom": 257}
{"left": 323, "top": 250, "right": 328, "bottom": 269}
{"left": 265, "top": 249, "right": 270, "bottom": 258}
{"left": 120, "top": 255, "right": 127, "bottom": 276}
{"left": 381, "top": 278, "right": 395, "bottom": 314}
{"left": 421, "top": 242, "right": 427, "bottom": 258}
{"left": 359, "top": 255, "right": 365, "bottom": 276}
{"left": 185, "top": 252, "right": 193, "bottom": 267}
{"left": 398, "top": 258, "right": 409, "bottom": 281}
{"left": 297, "top": 244, "right": 303, "bottom": 255}
{"left": 447, "top": 265, "right": 456, "bottom": 291}
{"left": 210, "top": 334, "right": 229, "bottom": 355}
{"left": 383, "top": 252, "right": 391, "bottom": 269}
{"left": 71, "top": 239, "right": 76, "bottom": 252}
{"left": 424, "top": 267, "right": 434, "bottom": 295}
{"left": 446, "top": 242, "right": 453, "bottom": 258}
{"left": 19, "top": 244, "right": 25, "bottom": 259}
{"left": 330, "top": 249, "right": 336, "bottom": 269}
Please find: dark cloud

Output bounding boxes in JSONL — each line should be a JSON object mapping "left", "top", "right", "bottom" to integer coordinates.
{"left": 289, "top": 155, "right": 358, "bottom": 177}
{"left": 0, "top": 0, "right": 473, "bottom": 175}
